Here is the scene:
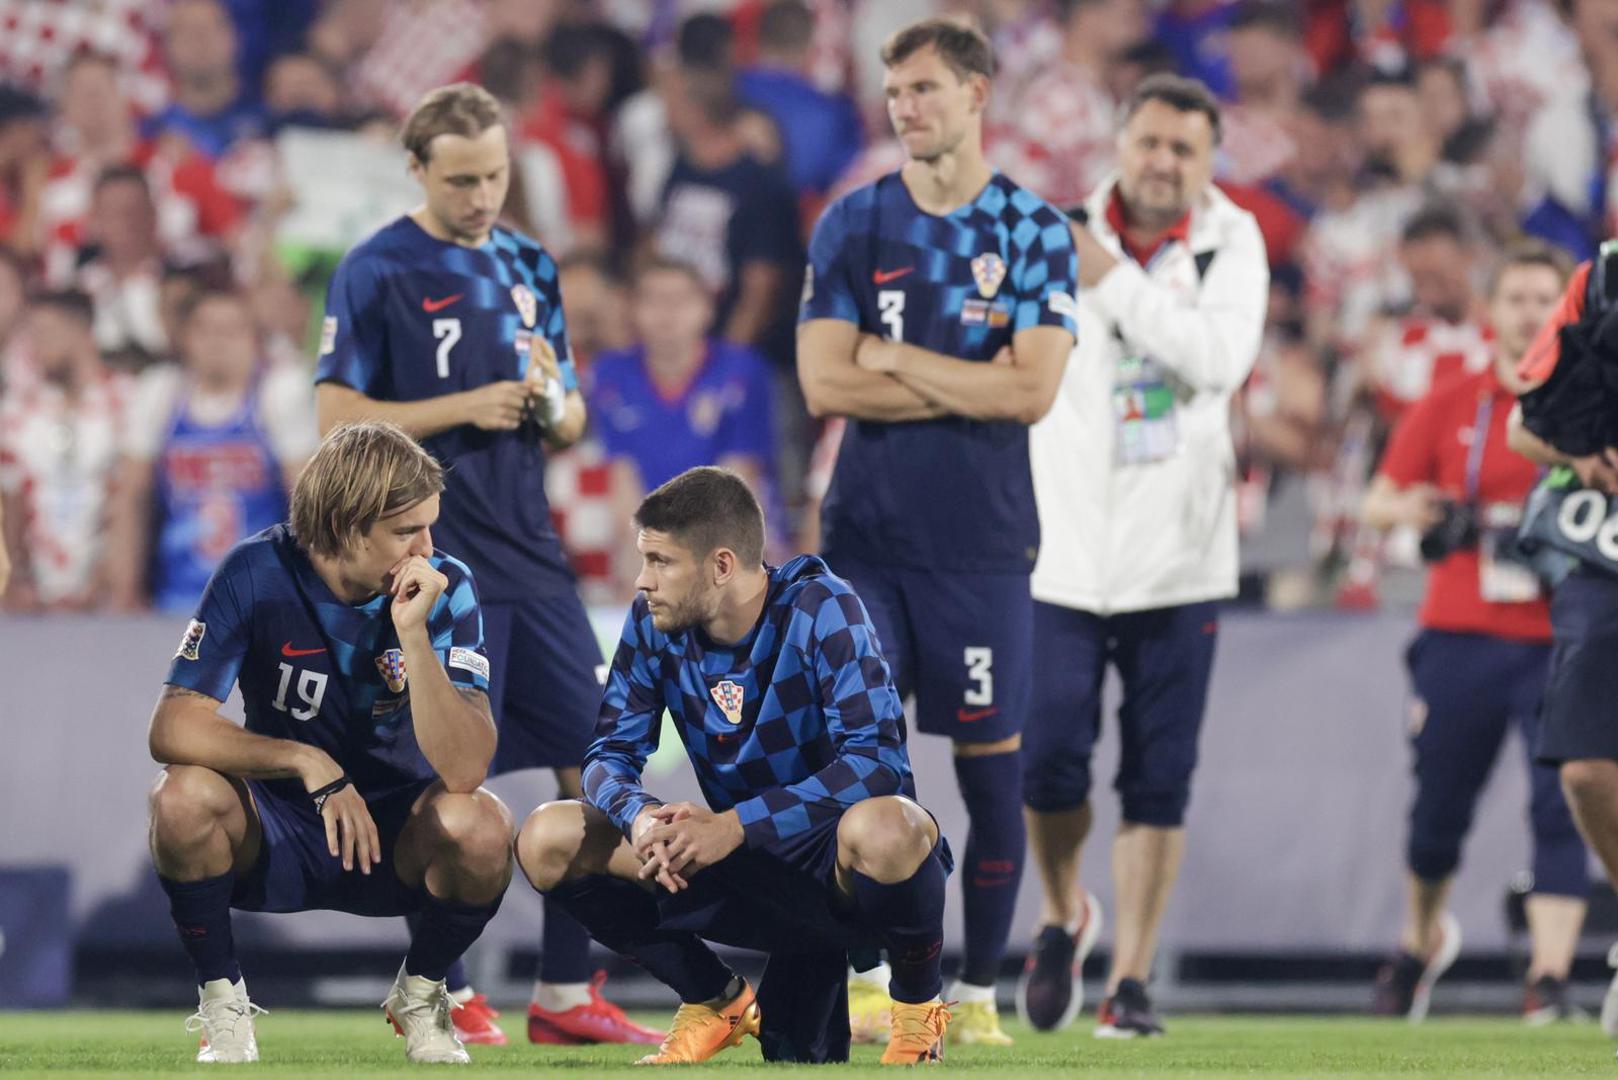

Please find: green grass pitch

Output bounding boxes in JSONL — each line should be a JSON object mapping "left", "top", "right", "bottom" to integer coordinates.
{"left": 1, "top": 1010, "right": 1616, "bottom": 1077}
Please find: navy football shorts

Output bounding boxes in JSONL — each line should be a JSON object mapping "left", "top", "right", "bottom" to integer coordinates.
{"left": 1539, "top": 567, "right": 1618, "bottom": 764}
{"left": 230, "top": 778, "right": 433, "bottom": 917}
{"left": 821, "top": 553, "right": 1031, "bottom": 745}
{"left": 1023, "top": 599, "right": 1219, "bottom": 826}
{"left": 655, "top": 806, "right": 954, "bottom": 955}
{"left": 483, "top": 594, "right": 604, "bottom": 774}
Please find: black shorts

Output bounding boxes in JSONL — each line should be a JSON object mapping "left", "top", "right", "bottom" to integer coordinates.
{"left": 1539, "top": 568, "right": 1618, "bottom": 764}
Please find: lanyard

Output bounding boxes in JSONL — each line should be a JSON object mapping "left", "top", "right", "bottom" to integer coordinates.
{"left": 1463, "top": 393, "right": 1493, "bottom": 503}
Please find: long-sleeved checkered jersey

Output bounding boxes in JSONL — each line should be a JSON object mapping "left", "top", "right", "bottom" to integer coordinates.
{"left": 583, "top": 554, "right": 915, "bottom": 849}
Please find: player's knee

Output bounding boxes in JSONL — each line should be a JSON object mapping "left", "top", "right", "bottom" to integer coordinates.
{"left": 1023, "top": 751, "right": 1091, "bottom": 813}
{"left": 515, "top": 800, "right": 590, "bottom": 892}
{"left": 1560, "top": 760, "right": 1618, "bottom": 811}
{"left": 839, "top": 797, "right": 936, "bottom": 883}
{"left": 148, "top": 766, "right": 235, "bottom": 847}
{"left": 429, "top": 790, "right": 514, "bottom": 878}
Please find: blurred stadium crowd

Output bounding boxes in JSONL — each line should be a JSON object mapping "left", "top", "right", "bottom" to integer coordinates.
{"left": 1, "top": 0, "right": 1613, "bottom": 616}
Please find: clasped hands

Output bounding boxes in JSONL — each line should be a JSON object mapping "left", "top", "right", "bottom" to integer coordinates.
{"left": 631, "top": 801, "right": 745, "bottom": 893}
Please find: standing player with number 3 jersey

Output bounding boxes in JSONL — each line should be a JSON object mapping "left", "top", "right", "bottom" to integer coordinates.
{"left": 797, "top": 19, "right": 1078, "bottom": 1046}
{"left": 313, "top": 83, "right": 656, "bottom": 1047}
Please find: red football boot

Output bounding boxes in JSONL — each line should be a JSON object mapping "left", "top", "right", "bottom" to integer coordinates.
{"left": 452, "top": 992, "right": 508, "bottom": 1046}
{"left": 527, "top": 971, "right": 665, "bottom": 1045}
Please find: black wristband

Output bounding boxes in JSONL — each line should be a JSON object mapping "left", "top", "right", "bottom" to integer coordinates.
{"left": 309, "top": 775, "right": 354, "bottom": 813}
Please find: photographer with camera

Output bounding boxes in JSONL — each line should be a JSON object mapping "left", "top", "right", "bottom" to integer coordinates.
{"left": 1361, "top": 242, "right": 1588, "bottom": 1024}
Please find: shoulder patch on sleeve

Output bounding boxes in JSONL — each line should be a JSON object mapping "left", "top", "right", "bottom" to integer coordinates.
{"left": 176, "top": 620, "right": 206, "bottom": 660}
{"left": 319, "top": 315, "right": 337, "bottom": 355}
{"left": 1047, "top": 291, "right": 1079, "bottom": 320}
{"left": 448, "top": 647, "right": 491, "bottom": 680}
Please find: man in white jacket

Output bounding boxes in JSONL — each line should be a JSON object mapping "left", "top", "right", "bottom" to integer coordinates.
{"left": 1015, "top": 74, "right": 1268, "bottom": 1038}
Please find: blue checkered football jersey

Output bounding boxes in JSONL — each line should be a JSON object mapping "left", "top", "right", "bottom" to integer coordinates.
{"left": 164, "top": 524, "right": 491, "bottom": 802}
{"left": 314, "top": 217, "right": 579, "bottom": 602}
{"left": 799, "top": 171, "right": 1078, "bottom": 573}
{"left": 584, "top": 555, "right": 915, "bottom": 849}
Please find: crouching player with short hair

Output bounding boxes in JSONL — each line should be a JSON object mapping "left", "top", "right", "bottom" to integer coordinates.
{"left": 515, "top": 467, "right": 955, "bottom": 1065}
{"left": 146, "top": 421, "right": 513, "bottom": 1064}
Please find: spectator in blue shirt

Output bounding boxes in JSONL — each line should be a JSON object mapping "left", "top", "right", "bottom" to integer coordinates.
{"left": 735, "top": 0, "right": 863, "bottom": 200}
{"left": 144, "top": 0, "right": 265, "bottom": 161}
{"left": 588, "top": 256, "right": 782, "bottom": 594}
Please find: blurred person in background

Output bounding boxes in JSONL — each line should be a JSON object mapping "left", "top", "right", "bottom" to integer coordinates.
{"left": 656, "top": 66, "right": 803, "bottom": 367}
{"left": 588, "top": 256, "right": 781, "bottom": 597}
{"left": 1361, "top": 241, "right": 1587, "bottom": 1025}
{"left": 262, "top": 51, "right": 351, "bottom": 133}
{"left": 0, "top": 289, "right": 131, "bottom": 612}
{"left": 1021, "top": 74, "right": 1266, "bottom": 1038}
{"left": 106, "top": 287, "right": 316, "bottom": 614}
{"left": 144, "top": 0, "right": 266, "bottom": 162}
{"left": 72, "top": 165, "right": 170, "bottom": 362}
{"left": 314, "top": 82, "right": 651, "bottom": 1048}
{"left": 736, "top": 0, "right": 864, "bottom": 206}
{"left": 40, "top": 52, "right": 241, "bottom": 287}
{"left": 992, "top": 0, "right": 1149, "bottom": 210}
{"left": 0, "top": 84, "right": 47, "bottom": 258}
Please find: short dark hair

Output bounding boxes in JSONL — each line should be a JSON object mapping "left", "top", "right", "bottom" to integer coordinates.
{"left": 177, "top": 284, "right": 250, "bottom": 328}
{"left": 1122, "top": 73, "right": 1223, "bottom": 145}
{"left": 633, "top": 253, "right": 709, "bottom": 294}
{"left": 1487, "top": 239, "right": 1573, "bottom": 298}
{"left": 677, "top": 13, "right": 734, "bottom": 71}
{"left": 30, "top": 288, "right": 95, "bottom": 326}
{"left": 635, "top": 467, "right": 765, "bottom": 566}
{"left": 94, "top": 163, "right": 151, "bottom": 198}
{"left": 1228, "top": 0, "right": 1299, "bottom": 37}
{"left": 881, "top": 17, "right": 996, "bottom": 80}
{"left": 1400, "top": 203, "right": 1468, "bottom": 247}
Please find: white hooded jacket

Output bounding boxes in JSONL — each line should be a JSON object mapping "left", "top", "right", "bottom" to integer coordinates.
{"left": 1030, "top": 176, "right": 1269, "bottom": 614}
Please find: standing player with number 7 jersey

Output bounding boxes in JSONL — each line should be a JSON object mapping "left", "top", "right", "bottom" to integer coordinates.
{"left": 312, "top": 83, "right": 657, "bottom": 1048}
{"left": 796, "top": 19, "right": 1077, "bottom": 1047}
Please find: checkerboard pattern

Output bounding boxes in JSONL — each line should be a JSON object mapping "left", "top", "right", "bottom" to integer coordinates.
{"left": 584, "top": 555, "right": 914, "bottom": 849}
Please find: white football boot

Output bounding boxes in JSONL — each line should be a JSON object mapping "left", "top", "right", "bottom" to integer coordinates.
{"left": 185, "top": 977, "right": 264, "bottom": 1063}
{"left": 382, "top": 962, "right": 471, "bottom": 1064}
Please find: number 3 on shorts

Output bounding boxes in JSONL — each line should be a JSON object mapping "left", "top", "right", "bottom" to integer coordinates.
{"left": 964, "top": 646, "right": 994, "bottom": 706}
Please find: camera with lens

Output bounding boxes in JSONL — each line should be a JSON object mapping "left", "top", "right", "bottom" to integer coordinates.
{"left": 1419, "top": 501, "right": 1480, "bottom": 563}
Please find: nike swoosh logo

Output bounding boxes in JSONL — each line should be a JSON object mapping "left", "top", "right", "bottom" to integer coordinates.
{"left": 873, "top": 267, "right": 915, "bottom": 285}
{"left": 956, "top": 706, "right": 999, "bottom": 724}
{"left": 281, "top": 642, "right": 327, "bottom": 657}
{"left": 421, "top": 294, "right": 464, "bottom": 313}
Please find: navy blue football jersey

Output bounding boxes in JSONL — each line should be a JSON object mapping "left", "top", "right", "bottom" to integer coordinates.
{"left": 315, "top": 217, "right": 579, "bottom": 601}
{"left": 800, "top": 171, "right": 1078, "bottom": 572}
{"left": 164, "top": 525, "right": 491, "bottom": 803}
{"left": 584, "top": 555, "right": 916, "bottom": 849}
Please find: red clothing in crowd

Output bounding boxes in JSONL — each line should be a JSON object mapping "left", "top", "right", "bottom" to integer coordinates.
{"left": 1378, "top": 365, "right": 1550, "bottom": 642}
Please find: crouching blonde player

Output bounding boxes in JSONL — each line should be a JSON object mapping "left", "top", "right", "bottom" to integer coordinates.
{"left": 515, "top": 467, "right": 956, "bottom": 1065}
{"left": 145, "top": 422, "right": 512, "bottom": 1064}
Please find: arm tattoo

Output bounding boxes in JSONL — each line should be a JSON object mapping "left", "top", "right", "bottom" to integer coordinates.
{"left": 161, "top": 683, "right": 223, "bottom": 707}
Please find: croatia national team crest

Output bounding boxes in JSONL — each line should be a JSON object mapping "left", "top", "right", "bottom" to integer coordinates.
{"left": 376, "top": 649, "right": 408, "bottom": 693}
{"left": 710, "top": 680, "right": 745, "bottom": 725}
{"left": 511, "top": 283, "right": 537, "bottom": 328}
{"left": 970, "top": 252, "right": 1007, "bottom": 299}
{"left": 175, "top": 619, "right": 206, "bottom": 661}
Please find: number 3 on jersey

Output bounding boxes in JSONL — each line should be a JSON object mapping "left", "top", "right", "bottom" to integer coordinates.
{"left": 433, "top": 318, "right": 461, "bottom": 378}
{"left": 878, "top": 289, "right": 905, "bottom": 341}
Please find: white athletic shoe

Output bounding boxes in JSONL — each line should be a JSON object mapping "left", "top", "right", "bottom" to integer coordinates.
{"left": 382, "top": 963, "right": 471, "bottom": 1064}
{"left": 1408, "top": 912, "right": 1462, "bottom": 1023}
{"left": 1600, "top": 944, "right": 1618, "bottom": 1037}
{"left": 185, "top": 977, "right": 264, "bottom": 1063}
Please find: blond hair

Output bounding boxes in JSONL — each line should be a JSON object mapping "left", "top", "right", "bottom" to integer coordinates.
{"left": 399, "top": 82, "right": 504, "bottom": 163}
{"left": 291, "top": 422, "right": 443, "bottom": 558}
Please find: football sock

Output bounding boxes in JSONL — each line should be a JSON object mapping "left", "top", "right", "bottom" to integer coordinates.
{"left": 532, "top": 982, "right": 592, "bottom": 1012}
{"left": 954, "top": 750, "right": 1026, "bottom": 988}
{"left": 539, "top": 895, "right": 593, "bottom": 983}
{"left": 405, "top": 891, "right": 503, "bottom": 983}
{"left": 850, "top": 848, "right": 947, "bottom": 1005}
{"left": 159, "top": 871, "right": 241, "bottom": 987}
{"left": 545, "top": 875, "right": 734, "bottom": 1004}
{"left": 405, "top": 911, "right": 469, "bottom": 993}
